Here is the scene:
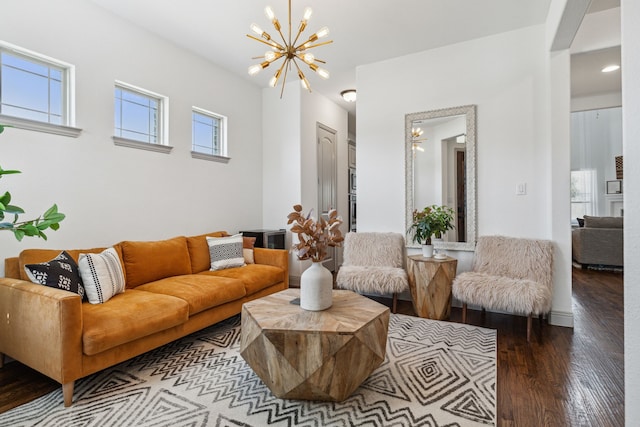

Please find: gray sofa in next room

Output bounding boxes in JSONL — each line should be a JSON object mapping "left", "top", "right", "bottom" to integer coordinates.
{"left": 572, "top": 215, "right": 623, "bottom": 267}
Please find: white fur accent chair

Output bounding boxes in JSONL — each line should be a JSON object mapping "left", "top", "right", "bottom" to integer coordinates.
{"left": 452, "top": 235, "right": 554, "bottom": 341}
{"left": 336, "top": 232, "right": 409, "bottom": 313}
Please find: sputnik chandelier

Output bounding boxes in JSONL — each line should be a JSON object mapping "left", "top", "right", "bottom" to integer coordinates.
{"left": 411, "top": 127, "right": 426, "bottom": 152}
{"left": 246, "top": 0, "right": 333, "bottom": 97}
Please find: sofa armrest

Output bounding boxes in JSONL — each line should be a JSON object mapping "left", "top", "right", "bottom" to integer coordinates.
{"left": 0, "top": 278, "right": 83, "bottom": 384}
{"left": 254, "top": 248, "right": 289, "bottom": 287}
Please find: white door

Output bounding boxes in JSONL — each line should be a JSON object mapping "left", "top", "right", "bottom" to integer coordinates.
{"left": 317, "top": 123, "right": 337, "bottom": 271}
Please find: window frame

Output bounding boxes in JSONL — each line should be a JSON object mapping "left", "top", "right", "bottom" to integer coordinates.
{"left": 191, "top": 106, "right": 229, "bottom": 163}
{"left": 0, "top": 40, "right": 80, "bottom": 137}
{"left": 570, "top": 169, "right": 598, "bottom": 225}
{"left": 113, "top": 80, "right": 171, "bottom": 154}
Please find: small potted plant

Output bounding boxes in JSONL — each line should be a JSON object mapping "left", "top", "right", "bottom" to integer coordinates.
{"left": 409, "top": 205, "right": 455, "bottom": 257}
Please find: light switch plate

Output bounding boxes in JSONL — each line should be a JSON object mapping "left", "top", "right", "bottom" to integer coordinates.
{"left": 516, "top": 183, "right": 527, "bottom": 195}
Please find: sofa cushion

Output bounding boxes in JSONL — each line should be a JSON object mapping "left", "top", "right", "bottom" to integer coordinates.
{"left": 82, "top": 289, "right": 189, "bottom": 356}
{"left": 198, "top": 264, "right": 285, "bottom": 295}
{"left": 18, "top": 248, "right": 107, "bottom": 281}
{"left": 584, "top": 215, "right": 623, "bottom": 229}
{"left": 78, "top": 248, "right": 126, "bottom": 304}
{"left": 120, "top": 236, "right": 192, "bottom": 288}
{"left": 136, "top": 274, "right": 246, "bottom": 316}
{"left": 24, "top": 251, "right": 86, "bottom": 299}
{"left": 186, "top": 231, "right": 229, "bottom": 273}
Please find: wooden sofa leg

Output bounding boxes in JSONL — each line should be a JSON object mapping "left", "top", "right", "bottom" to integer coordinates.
{"left": 462, "top": 303, "right": 467, "bottom": 323}
{"left": 392, "top": 293, "right": 398, "bottom": 314}
{"left": 527, "top": 313, "right": 533, "bottom": 342}
{"left": 63, "top": 381, "right": 74, "bottom": 407}
{"left": 0, "top": 352, "right": 4, "bottom": 369}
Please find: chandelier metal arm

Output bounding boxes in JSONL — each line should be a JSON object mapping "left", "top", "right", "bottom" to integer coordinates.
{"left": 296, "top": 40, "right": 333, "bottom": 51}
{"left": 294, "top": 54, "right": 326, "bottom": 65}
{"left": 246, "top": 34, "right": 285, "bottom": 51}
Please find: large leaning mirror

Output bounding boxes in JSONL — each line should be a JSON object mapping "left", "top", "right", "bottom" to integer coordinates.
{"left": 405, "top": 104, "right": 477, "bottom": 251}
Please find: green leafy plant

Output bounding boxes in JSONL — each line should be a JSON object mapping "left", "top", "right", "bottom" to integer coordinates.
{"left": 408, "top": 204, "right": 455, "bottom": 245}
{"left": 0, "top": 124, "right": 65, "bottom": 241}
{"left": 287, "top": 204, "right": 344, "bottom": 262}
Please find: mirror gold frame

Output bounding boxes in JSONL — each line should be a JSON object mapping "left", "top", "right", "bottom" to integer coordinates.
{"left": 405, "top": 104, "right": 477, "bottom": 251}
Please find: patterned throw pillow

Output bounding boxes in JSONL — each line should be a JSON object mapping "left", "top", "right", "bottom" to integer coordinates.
{"left": 24, "top": 251, "right": 86, "bottom": 298}
{"left": 207, "top": 234, "right": 246, "bottom": 271}
{"left": 78, "top": 247, "right": 126, "bottom": 304}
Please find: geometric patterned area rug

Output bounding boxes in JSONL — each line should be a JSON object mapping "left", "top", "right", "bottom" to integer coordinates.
{"left": 0, "top": 313, "right": 497, "bottom": 427}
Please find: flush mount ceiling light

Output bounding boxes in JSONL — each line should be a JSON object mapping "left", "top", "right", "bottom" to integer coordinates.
{"left": 247, "top": 0, "right": 333, "bottom": 97}
{"left": 602, "top": 64, "right": 620, "bottom": 73}
{"left": 341, "top": 89, "right": 357, "bottom": 102}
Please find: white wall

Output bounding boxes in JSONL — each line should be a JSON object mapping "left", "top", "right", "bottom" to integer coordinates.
{"left": 262, "top": 82, "right": 302, "bottom": 231}
{"left": 0, "top": 0, "right": 263, "bottom": 274}
{"left": 357, "top": 25, "right": 572, "bottom": 322}
{"left": 262, "top": 81, "right": 348, "bottom": 279}
{"left": 622, "top": 0, "right": 640, "bottom": 421}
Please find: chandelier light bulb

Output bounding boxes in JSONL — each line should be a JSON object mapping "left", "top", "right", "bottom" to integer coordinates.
{"left": 303, "top": 53, "right": 315, "bottom": 64}
{"left": 269, "top": 70, "right": 281, "bottom": 87}
{"left": 250, "top": 23, "right": 264, "bottom": 36}
{"left": 303, "top": 7, "right": 313, "bottom": 21}
{"left": 265, "top": 51, "right": 277, "bottom": 61}
{"left": 316, "top": 67, "right": 330, "bottom": 79}
{"left": 264, "top": 6, "right": 275, "bottom": 21}
{"left": 248, "top": 64, "right": 263, "bottom": 76}
{"left": 298, "top": 70, "right": 310, "bottom": 91}
{"left": 315, "top": 27, "right": 330, "bottom": 38}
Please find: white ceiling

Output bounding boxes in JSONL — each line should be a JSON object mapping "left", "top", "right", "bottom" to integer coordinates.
{"left": 89, "top": 0, "right": 619, "bottom": 115}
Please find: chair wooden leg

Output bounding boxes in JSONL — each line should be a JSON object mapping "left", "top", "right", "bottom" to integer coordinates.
{"left": 63, "top": 381, "right": 74, "bottom": 407}
{"left": 527, "top": 313, "right": 533, "bottom": 342}
{"left": 462, "top": 303, "right": 467, "bottom": 323}
{"left": 392, "top": 293, "right": 398, "bottom": 314}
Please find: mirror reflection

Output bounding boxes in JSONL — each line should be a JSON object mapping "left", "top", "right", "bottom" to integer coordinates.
{"left": 405, "top": 105, "right": 477, "bottom": 251}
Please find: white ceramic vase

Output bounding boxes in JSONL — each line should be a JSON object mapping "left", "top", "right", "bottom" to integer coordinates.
{"left": 422, "top": 244, "right": 434, "bottom": 258}
{"left": 300, "top": 261, "right": 333, "bottom": 311}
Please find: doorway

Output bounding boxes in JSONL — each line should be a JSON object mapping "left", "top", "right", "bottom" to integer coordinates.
{"left": 317, "top": 123, "right": 337, "bottom": 271}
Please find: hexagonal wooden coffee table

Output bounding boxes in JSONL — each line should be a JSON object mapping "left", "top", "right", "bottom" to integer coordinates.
{"left": 240, "top": 288, "right": 390, "bottom": 402}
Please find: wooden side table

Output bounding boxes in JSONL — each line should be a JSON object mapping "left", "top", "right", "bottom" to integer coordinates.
{"left": 407, "top": 255, "right": 458, "bottom": 320}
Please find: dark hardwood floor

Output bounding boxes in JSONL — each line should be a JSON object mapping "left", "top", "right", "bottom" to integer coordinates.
{"left": 0, "top": 267, "right": 624, "bottom": 426}
{"left": 377, "top": 267, "right": 625, "bottom": 427}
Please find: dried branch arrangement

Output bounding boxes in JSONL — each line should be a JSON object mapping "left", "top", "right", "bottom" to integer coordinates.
{"left": 287, "top": 204, "right": 343, "bottom": 262}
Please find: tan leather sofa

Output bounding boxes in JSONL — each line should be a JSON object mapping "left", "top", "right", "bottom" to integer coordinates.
{"left": 0, "top": 231, "right": 288, "bottom": 407}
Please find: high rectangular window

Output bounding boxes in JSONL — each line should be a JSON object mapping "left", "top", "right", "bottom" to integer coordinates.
{"left": 192, "top": 107, "right": 227, "bottom": 157}
{"left": 0, "top": 45, "right": 71, "bottom": 126}
{"left": 114, "top": 84, "right": 166, "bottom": 144}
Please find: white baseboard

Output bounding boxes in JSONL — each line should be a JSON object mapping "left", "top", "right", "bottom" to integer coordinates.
{"left": 549, "top": 310, "right": 574, "bottom": 328}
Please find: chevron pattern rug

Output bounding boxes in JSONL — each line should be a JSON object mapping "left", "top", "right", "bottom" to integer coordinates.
{"left": 0, "top": 313, "right": 497, "bottom": 427}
